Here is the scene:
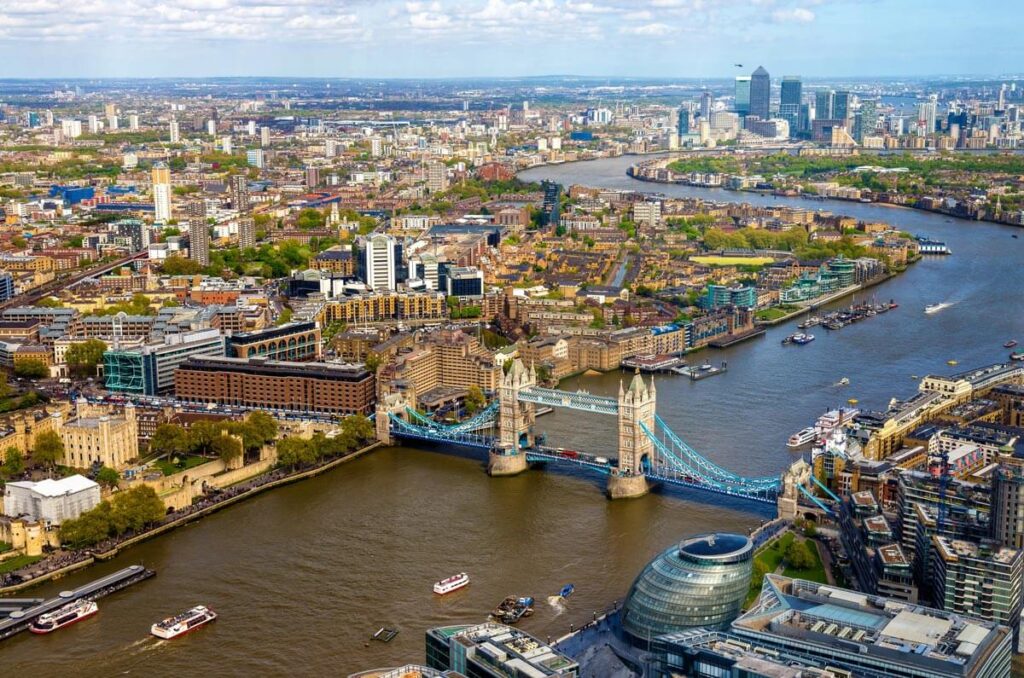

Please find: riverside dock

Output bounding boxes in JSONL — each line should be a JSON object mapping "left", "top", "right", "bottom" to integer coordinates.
{"left": 673, "top": 362, "right": 728, "bottom": 380}
{"left": 0, "top": 565, "right": 155, "bottom": 641}
{"left": 621, "top": 354, "right": 686, "bottom": 373}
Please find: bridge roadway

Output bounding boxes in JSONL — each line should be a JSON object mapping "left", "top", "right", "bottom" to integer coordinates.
{"left": 525, "top": 447, "right": 777, "bottom": 505}
{"left": 0, "top": 250, "right": 148, "bottom": 312}
{"left": 0, "top": 565, "right": 154, "bottom": 641}
{"left": 516, "top": 387, "right": 619, "bottom": 416}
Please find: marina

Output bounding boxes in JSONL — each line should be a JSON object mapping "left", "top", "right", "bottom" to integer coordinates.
{"left": 0, "top": 565, "right": 154, "bottom": 642}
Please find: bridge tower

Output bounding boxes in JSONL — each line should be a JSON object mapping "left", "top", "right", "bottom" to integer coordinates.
{"left": 489, "top": 358, "right": 535, "bottom": 476}
{"left": 376, "top": 392, "right": 413, "bottom": 446}
{"left": 608, "top": 371, "right": 655, "bottom": 499}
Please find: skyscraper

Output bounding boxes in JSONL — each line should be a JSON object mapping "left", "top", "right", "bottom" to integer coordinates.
{"left": 734, "top": 77, "right": 751, "bottom": 116}
{"left": 699, "top": 91, "right": 714, "bottom": 119}
{"left": 834, "top": 90, "right": 852, "bottom": 122}
{"left": 356, "top": 234, "right": 398, "bottom": 291}
{"left": 169, "top": 119, "right": 180, "bottom": 143}
{"left": 187, "top": 200, "right": 210, "bottom": 267}
{"left": 230, "top": 175, "right": 249, "bottom": 213}
{"left": 677, "top": 106, "right": 690, "bottom": 135}
{"left": 749, "top": 66, "right": 770, "bottom": 120}
{"left": 260, "top": 126, "right": 271, "bottom": 147}
{"left": 779, "top": 76, "right": 802, "bottom": 135}
{"left": 917, "top": 95, "right": 938, "bottom": 135}
{"left": 152, "top": 162, "right": 172, "bottom": 223}
{"left": 815, "top": 90, "right": 834, "bottom": 121}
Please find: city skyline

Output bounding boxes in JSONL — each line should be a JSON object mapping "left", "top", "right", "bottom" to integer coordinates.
{"left": 1, "top": 0, "right": 1022, "bottom": 79}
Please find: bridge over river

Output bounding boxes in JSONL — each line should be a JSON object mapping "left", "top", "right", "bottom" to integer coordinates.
{"left": 379, "top": 359, "right": 834, "bottom": 516}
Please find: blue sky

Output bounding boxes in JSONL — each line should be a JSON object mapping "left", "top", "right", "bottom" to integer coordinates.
{"left": 0, "top": 0, "right": 1021, "bottom": 79}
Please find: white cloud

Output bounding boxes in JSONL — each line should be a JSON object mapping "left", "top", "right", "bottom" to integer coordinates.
{"left": 771, "top": 7, "right": 814, "bottom": 22}
{"left": 620, "top": 22, "right": 673, "bottom": 36}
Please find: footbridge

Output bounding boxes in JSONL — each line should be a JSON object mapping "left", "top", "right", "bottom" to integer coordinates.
{"left": 378, "top": 359, "right": 819, "bottom": 513}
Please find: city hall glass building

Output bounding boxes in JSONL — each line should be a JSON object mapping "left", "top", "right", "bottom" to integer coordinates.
{"left": 622, "top": 533, "right": 753, "bottom": 648}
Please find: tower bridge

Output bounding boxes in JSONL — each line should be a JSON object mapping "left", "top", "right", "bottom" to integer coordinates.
{"left": 378, "top": 359, "right": 815, "bottom": 515}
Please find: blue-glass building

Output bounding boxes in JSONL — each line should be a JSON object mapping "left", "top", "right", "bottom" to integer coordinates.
{"left": 622, "top": 533, "right": 753, "bottom": 649}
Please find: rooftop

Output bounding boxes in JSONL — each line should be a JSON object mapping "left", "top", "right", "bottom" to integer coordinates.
{"left": 736, "top": 574, "right": 1009, "bottom": 674}
{"left": 428, "top": 622, "right": 578, "bottom": 676}
{"left": 6, "top": 475, "right": 98, "bottom": 497}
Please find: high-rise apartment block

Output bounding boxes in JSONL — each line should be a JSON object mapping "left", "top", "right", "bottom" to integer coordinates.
{"left": 152, "top": 162, "right": 172, "bottom": 223}
{"left": 187, "top": 200, "right": 210, "bottom": 267}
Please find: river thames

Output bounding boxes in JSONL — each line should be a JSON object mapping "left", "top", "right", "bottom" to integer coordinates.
{"left": 3, "top": 155, "right": 1022, "bottom": 676}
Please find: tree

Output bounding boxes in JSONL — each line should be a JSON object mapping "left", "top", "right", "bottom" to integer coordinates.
{"left": 58, "top": 502, "right": 113, "bottom": 548}
{"left": 14, "top": 359, "right": 49, "bottom": 379}
{"left": 0, "top": 372, "right": 11, "bottom": 399}
{"left": 161, "top": 255, "right": 204, "bottom": 275}
{"left": 464, "top": 385, "right": 486, "bottom": 414}
{"left": 294, "top": 208, "right": 326, "bottom": 230}
{"left": 187, "top": 420, "right": 223, "bottom": 455}
{"left": 109, "top": 485, "right": 165, "bottom": 533}
{"left": 341, "top": 414, "right": 375, "bottom": 446}
{"left": 276, "top": 436, "right": 315, "bottom": 469}
{"left": 65, "top": 339, "right": 107, "bottom": 377}
{"left": 35, "top": 296, "right": 64, "bottom": 308}
{"left": 244, "top": 411, "right": 278, "bottom": 448}
{"left": 33, "top": 430, "right": 64, "bottom": 469}
{"left": 785, "top": 540, "right": 814, "bottom": 570}
{"left": 149, "top": 423, "right": 190, "bottom": 460}
{"left": 211, "top": 435, "right": 243, "bottom": 464}
{"left": 1, "top": 447, "right": 24, "bottom": 478}
{"left": 96, "top": 466, "right": 120, "bottom": 490}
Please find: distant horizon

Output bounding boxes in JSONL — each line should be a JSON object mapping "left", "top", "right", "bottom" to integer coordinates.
{"left": 1, "top": 0, "right": 1021, "bottom": 80}
{"left": 1, "top": 72, "right": 1022, "bottom": 83}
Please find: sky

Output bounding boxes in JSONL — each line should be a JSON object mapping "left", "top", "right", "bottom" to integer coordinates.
{"left": 0, "top": 0, "right": 1021, "bottom": 79}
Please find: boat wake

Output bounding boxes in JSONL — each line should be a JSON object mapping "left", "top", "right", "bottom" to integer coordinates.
{"left": 546, "top": 596, "right": 566, "bottom": 615}
{"left": 924, "top": 301, "right": 955, "bottom": 315}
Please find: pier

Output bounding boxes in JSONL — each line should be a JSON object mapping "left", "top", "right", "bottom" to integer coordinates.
{"left": 0, "top": 565, "right": 155, "bottom": 641}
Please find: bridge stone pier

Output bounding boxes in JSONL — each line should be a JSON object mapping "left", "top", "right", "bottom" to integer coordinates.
{"left": 608, "top": 372, "right": 656, "bottom": 499}
{"left": 489, "top": 359, "right": 536, "bottom": 476}
{"left": 376, "top": 392, "right": 413, "bottom": 446}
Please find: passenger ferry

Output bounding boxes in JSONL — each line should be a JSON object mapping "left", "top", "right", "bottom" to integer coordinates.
{"left": 434, "top": 572, "right": 470, "bottom": 595}
{"left": 151, "top": 605, "right": 217, "bottom": 639}
{"left": 787, "top": 427, "right": 817, "bottom": 448}
{"left": 29, "top": 599, "right": 98, "bottom": 634}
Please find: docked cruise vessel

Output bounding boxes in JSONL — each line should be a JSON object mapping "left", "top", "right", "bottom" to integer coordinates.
{"left": 434, "top": 572, "right": 470, "bottom": 595}
{"left": 815, "top": 408, "right": 860, "bottom": 436}
{"left": 29, "top": 599, "right": 98, "bottom": 634}
{"left": 787, "top": 427, "right": 817, "bottom": 448}
{"left": 151, "top": 605, "right": 217, "bottom": 639}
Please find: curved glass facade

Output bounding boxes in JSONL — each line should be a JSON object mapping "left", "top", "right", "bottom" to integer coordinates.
{"left": 622, "top": 533, "right": 753, "bottom": 648}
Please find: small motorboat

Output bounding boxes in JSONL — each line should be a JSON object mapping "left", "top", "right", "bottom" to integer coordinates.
{"left": 837, "top": 377, "right": 850, "bottom": 386}
{"left": 847, "top": 398, "right": 859, "bottom": 406}
{"left": 1005, "top": 340, "right": 1018, "bottom": 349}
{"left": 558, "top": 584, "right": 575, "bottom": 599}
{"left": 947, "top": 359, "right": 958, "bottom": 366}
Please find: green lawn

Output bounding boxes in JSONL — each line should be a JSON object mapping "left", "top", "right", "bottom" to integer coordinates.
{"left": 0, "top": 554, "right": 43, "bottom": 575}
{"left": 745, "top": 532, "right": 795, "bottom": 607}
{"left": 155, "top": 456, "right": 210, "bottom": 476}
{"left": 0, "top": 541, "right": 11, "bottom": 554}
{"left": 755, "top": 305, "right": 802, "bottom": 322}
{"left": 782, "top": 539, "right": 828, "bottom": 583}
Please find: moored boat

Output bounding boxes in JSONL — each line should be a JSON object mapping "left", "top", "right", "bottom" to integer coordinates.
{"left": 1011, "top": 349, "right": 1024, "bottom": 362}
{"left": 787, "top": 427, "right": 817, "bottom": 448}
{"left": 792, "top": 333, "right": 815, "bottom": 345}
{"left": 150, "top": 605, "right": 217, "bottom": 639}
{"left": 434, "top": 572, "right": 470, "bottom": 595}
{"left": 29, "top": 599, "right": 98, "bottom": 634}
{"left": 1005, "top": 340, "right": 1018, "bottom": 349}
{"left": 559, "top": 584, "right": 575, "bottom": 599}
